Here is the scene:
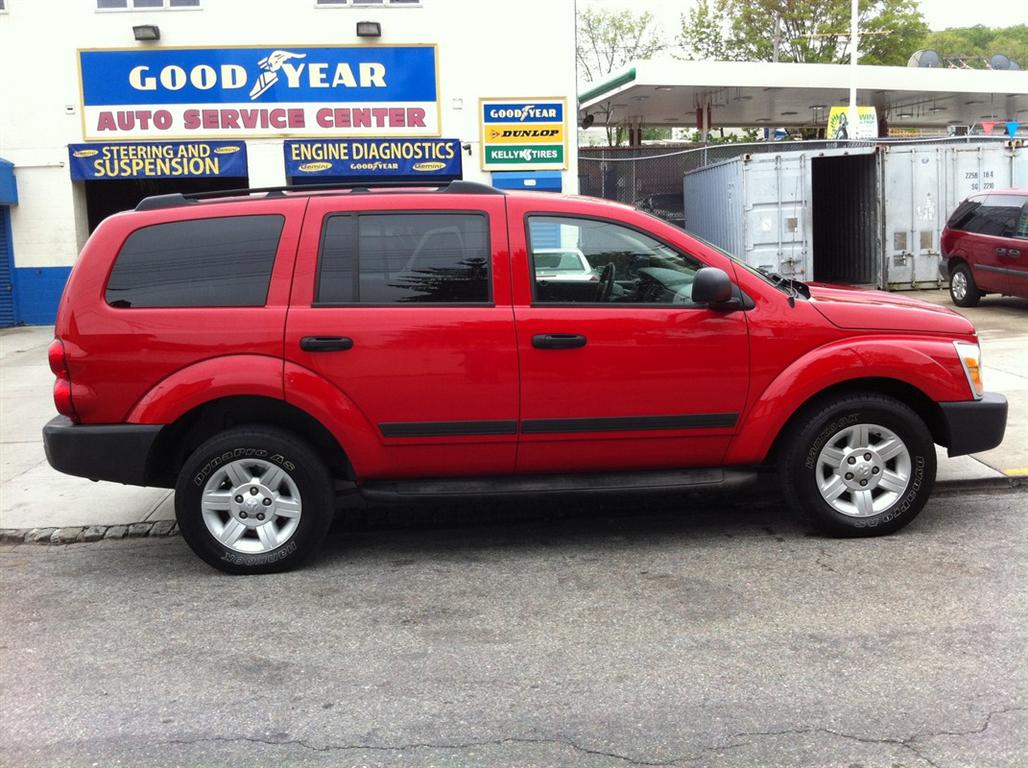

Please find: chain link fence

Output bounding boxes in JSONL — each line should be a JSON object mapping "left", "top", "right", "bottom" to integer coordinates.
{"left": 578, "top": 136, "right": 1020, "bottom": 208}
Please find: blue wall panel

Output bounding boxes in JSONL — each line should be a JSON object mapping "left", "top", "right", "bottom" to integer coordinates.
{"left": 13, "top": 267, "right": 71, "bottom": 325}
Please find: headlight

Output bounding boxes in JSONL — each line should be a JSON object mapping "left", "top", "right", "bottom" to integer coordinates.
{"left": 954, "top": 341, "right": 984, "bottom": 399}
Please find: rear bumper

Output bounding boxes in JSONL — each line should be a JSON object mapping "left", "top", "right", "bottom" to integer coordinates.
{"left": 43, "top": 416, "right": 162, "bottom": 486}
{"left": 939, "top": 392, "right": 1008, "bottom": 457}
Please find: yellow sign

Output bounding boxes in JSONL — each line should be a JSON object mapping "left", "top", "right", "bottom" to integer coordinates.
{"left": 827, "top": 106, "right": 879, "bottom": 140}
{"left": 485, "top": 124, "right": 565, "bottom": 144}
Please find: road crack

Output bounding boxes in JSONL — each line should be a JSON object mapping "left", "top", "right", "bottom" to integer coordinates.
{"left": 161, "top": 734, "right": 680, "bottom": 766}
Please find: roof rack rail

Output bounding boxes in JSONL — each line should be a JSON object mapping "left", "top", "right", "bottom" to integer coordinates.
{"left": 134, "top": 179, "right": 503, "bottom": 211}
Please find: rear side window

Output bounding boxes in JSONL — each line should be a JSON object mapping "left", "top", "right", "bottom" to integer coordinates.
{"left": 946, "top": 200, "right": 982, "bottom": 231}
{"left": 106, "top": 215, "right": 284, "bottom": 308}
{"left": 316, "top": 213, "right": 490, "bottom": 304}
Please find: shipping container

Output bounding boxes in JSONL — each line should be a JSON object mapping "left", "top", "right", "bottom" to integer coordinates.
{"left": 683, "top": 140, "right": 1026, "bottom": 290}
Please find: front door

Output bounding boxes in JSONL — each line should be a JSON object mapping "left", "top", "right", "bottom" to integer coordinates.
{"left": 507, "top": 204, "right": 750, "bottom": 474}
{"left": 285, "top": 196, "right": 519, "bottom": 479}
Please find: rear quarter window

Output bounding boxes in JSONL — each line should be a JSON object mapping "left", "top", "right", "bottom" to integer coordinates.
{"left": 105, "top": 215, "right": 284, "bottom": 308}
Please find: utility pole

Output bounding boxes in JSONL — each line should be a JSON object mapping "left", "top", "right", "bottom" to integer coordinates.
{"left": 847, "top": 0, "right": 859, "bottom": 139}
{"left": 772, "top": 13, "right": 782, "bottom": 62}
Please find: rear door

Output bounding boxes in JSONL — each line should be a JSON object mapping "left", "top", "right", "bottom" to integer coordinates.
{"left": 285, "top": 193, "right": 519, "bottom": 480}
{"left": 961, "top": 196, "right": 1015, "bottom": 293}
{"left": 507, "top": 197, "right": 750, "bottom": 474}
{"left": 1000, "top": 195, "right": 1028, "bottom": 297}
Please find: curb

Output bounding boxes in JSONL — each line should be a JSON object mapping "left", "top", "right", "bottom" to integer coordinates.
{"left": 0, "top": 519, "right": 178, "bottom": 546}
{"left": 2, "top": 476, "right": 1024, "bottom": 546}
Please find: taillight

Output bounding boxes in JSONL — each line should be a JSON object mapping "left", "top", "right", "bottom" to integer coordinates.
{"left": 48, "top": 339, "right": 78, "bottom": 421}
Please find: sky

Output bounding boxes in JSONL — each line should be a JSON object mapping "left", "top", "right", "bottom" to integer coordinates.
{"left": 579, "top": 0, "right": 1028, "bottom": 32}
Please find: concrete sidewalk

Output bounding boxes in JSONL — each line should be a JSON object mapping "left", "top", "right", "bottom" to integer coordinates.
{"left": 2, "top": 290, "right": 1024, "bottom": 534}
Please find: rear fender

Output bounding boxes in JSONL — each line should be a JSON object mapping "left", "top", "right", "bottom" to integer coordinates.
{"left": 725, "top": 338, "right": 970, "bottom": 464}
{"left": 283, "top": 361, "right": 386, "bottom": 478}
{"left": 127, "top": 355, "right": 284, "bottom": 424}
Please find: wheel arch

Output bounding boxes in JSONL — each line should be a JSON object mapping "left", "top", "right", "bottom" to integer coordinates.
{"left": 145, "top": 395, "right": 355, "bottom": 488}
{"left": 762, "top": 377, "right": 948, "bottom": 466}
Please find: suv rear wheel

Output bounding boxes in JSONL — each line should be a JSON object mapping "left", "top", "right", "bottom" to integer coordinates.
{"left": 949, "top": 262, "right": 982, "bottom": 307}
{"left": 174, "top": 426, "right": 334, "bottom": 574}
{"left": 779, "top": 394, "right": 936, "bottom": 536}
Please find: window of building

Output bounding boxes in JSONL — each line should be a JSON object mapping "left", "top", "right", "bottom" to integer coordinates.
{"left": 314, "top": 0, "right": 421, "bottom": 7}
{"left": 97, "top": 0, "right": 200, "bottom": 10}
{"left": 527, "top": 216, "right": 703, "bottom": 306}
{"left": 105, "top": 215, "right": 284, "bottom": 308}
{"left": 316, "top": 213, "right": 490, "bottom": 305}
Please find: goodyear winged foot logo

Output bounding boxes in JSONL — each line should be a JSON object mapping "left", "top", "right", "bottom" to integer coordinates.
{"left": 249, "top": 50, "right": 307, "bottom": 100}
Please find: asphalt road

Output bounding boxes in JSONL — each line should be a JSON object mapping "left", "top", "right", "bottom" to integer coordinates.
{"left": 1, "top": 488, "right": 1025, "bottom": 768}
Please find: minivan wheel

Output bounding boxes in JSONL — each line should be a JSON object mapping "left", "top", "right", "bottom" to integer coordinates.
{"left": 949, "top": 263, "right": 981, "bottom": 307}
{"left": 779, "top": 394, "right": 936, "bottom": 537}
{"left": 174, "top": 426, "right": 334, "bottom": 574}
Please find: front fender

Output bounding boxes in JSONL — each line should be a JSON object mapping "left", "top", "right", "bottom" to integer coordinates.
{"left": 725, "top": 337, "right": 970, "bottom": 464}
{"left": 127, "top": 355, "right": 284, "bottom": 424}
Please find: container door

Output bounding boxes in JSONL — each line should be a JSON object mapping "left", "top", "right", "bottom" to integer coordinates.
{"left": 0, "top": 208, "right": 17, "bottom": 328}
{"left": 883, "top": 146, "right": 945, "bottom": 290}
{"left": 741, "top": 153, "right": 809, "bottom": 280}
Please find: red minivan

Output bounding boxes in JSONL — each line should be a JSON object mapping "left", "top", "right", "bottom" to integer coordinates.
{"left": 43, "top": 182, "right": 1007, "bottom": 573}
{"left": 942, "top": 189, "right": 1028, "bottom": 306}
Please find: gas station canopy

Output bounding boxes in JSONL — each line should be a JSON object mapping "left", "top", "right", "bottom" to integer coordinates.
{"left": 578, "top": 59, "right": 1028, "bottom": 130}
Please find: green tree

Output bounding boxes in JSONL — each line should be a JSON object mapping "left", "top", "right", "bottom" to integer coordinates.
{"left": 577, "top": 8, "right": 666, "bottom": 145}
{"left": 919, "top": 24, "right": 1028, "bottom": 68}
{"left": 682, "top": 0, "right": 928, "bottom": 65}
{"left": 677, "top": 0, "right": 730, "bottom": 60}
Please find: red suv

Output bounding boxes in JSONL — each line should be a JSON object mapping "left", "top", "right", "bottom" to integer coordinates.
{"left": 44, "top": 182, "right": 1007, "bottom": 573}
{"left": 942, "top": 189, "right": 1028, "bottom": 306}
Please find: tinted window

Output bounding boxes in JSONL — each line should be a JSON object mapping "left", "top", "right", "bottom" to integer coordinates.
{"left": 947, "top": 200, "right": 982, "bottom": 231}
{"left": 317, "top": 213, "right": 490, "bottom": 304}
{"left": 106, "top": 215, "right": 283, "bottom": 308}
{"left": 527, "top": 216, "right": 702, "bottom": 305}
{"left": 1014, "top": 203, "right": 1028, "bottom": 240}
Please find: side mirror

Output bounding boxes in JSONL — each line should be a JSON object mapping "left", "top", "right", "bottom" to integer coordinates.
{"left": 691, "top": 267, "right": 734, "bottom": 306}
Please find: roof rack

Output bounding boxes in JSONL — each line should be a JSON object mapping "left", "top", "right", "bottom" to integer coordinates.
{"left": 134, "top": 179, "right": 504, "bottom": 211}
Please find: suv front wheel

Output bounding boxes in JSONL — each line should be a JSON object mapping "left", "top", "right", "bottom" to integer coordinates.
{"left": 174, "top": 426, "right": 334, "bottom": 574}
{"left": 779, "top": 394, "right": 936, "bottom": 536}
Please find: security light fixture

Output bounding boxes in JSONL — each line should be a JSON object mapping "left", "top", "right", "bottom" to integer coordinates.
{"left": 356, "top": 21, "right": 381, "bottom": 37}
{"left": 896, "top": 111, "right": 913, "bottom": 118}
{"left": 133, "top": 24, "right": 160, "bottom": 41}
{"left": 781, "top": 111, "right": 798, "bottom": 116}
{"left": 580, "top": 113, "right": 595, "bottom": 129}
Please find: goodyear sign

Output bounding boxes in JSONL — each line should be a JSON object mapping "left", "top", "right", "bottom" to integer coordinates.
{"left": 78, "top": 45, "right": 439, "bottom": 140}
{"left": 284, "top": 139, "right": 461, "bottom": 179}
{"left": 480, "top": 99, "right": 567, "bottom": 171}
{"left": 68, "top": 141, "right": 247, "bottom": 180}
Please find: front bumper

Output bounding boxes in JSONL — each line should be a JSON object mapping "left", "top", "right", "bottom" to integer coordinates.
{"left": 43, "top": 416, "right": 162, "bottom": 486}
{"left": 939, "top": 392, "right": 1008, "bottom": 457}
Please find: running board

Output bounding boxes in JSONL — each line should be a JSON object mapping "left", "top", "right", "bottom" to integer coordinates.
{"left": 359, "top": 468, "right": 758, "bottom": 501}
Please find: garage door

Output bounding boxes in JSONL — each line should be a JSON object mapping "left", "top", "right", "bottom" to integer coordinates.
{"left": 0, "top": 207, "right": 15, "bottom": 327}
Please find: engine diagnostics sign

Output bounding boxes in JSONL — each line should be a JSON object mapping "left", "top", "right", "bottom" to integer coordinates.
{"left": 78, "top": 45, "right": 439, "bottom": 140}
{"left": 479, "top": 99, "right": 567, "bottom": 171}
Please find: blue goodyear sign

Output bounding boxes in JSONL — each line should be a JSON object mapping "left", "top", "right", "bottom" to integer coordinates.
{"left": 481, "top": 102, "right": 565, "bottom": 124}
{"left": 68, "top": 142, "right": 247, "bottom": 180}
{"left": 78, "top": 45, "right": 439, "bottom": 140}
{"left": 285, "top": 139, "right": 461, "bottom": 179}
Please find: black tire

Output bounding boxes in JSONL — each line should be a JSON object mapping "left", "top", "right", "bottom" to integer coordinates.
{"left": 174, "top": 426, "right": 334, "bottom": 574}
{"left": 949, "top": 262, "right": 982, "bottom": 308}
{"left": 778, "top": 394, "right": 936, "bottom": 537}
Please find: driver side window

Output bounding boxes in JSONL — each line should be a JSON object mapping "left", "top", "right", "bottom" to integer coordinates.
{"left": 527, "top": 215, "right": 702, "bottom": 305}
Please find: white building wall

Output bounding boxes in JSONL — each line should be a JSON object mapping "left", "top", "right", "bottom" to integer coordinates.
{"left": 0, "top": 0, "right": 578, "bottom": 322}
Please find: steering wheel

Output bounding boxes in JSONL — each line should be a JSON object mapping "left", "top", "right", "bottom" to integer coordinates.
{"left": 596, "top": 263, "right": 616, "bottom": 302}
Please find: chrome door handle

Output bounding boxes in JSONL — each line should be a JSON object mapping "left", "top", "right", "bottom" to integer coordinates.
{"left": 1009, "top": 248, "right": 1022, "bottom": 257}
{"left": 995, "top": 247, "right": 1008, "bottom": 256}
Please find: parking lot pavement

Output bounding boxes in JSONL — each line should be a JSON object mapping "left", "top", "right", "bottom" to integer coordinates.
{"left": 1, "top": 489, "right": 1025, "bottom": 768}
